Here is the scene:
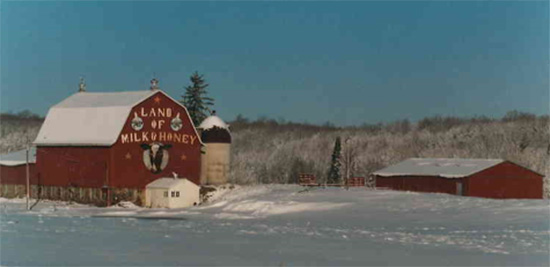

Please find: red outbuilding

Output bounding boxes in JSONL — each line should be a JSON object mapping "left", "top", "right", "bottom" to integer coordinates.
{"left": 0, "top": 148, "right": 37, "bottom": 197}
{"left": 373, "top": 158, "right": 544, "bottom": 199}
{"left": 25, "top": 80, "right": 202, "bottom": 205}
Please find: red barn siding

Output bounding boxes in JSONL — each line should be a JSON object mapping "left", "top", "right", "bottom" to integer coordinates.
{"left": 466, "top": 162, "right": 543, "bottom": 199}
{"left": 0, "top": 164, "right": 37, "bottom": 185}
{"left": 376, "top": 175, "right": 461, "bottom": 195}
{"left": 110, "top": 91, "right": 201, "bottom": 188}
{"left": 36, "top": 147, "right": 109, "bottom": 188}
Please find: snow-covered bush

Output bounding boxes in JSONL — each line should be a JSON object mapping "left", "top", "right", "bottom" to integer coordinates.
{"left": 0, "top": 112, "right": 43, "bottom": 153}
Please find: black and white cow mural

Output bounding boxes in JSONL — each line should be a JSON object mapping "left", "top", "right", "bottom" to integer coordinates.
{"left": 141, "top": 142, "right": 172, "bottom": 174}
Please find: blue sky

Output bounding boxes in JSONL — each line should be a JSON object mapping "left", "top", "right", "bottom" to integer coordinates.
{"left": 1, "top": 1, "right": 548, "bottom": 125}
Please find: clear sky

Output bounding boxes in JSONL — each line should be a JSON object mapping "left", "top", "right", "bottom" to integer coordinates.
{"left": 1, "top": 1, "right": 548, "bottom": 126}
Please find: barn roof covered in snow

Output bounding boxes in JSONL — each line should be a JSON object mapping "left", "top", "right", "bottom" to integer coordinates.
{"left": 0, "top": 147, "right": 36, "bottom": 166}
{"left": 54, "top": 90, "right": 154, "bottom": 108}
{"left": 372, "top": 158, "right": 504, "bottom": 178}
{"left": 34, "top": 90, "right": 201, "bottom": 146}
{"left": 34, "top": 90, "right": 155, "bottom": 146}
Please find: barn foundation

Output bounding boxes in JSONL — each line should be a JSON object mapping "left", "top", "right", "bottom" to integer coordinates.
{"left": 0, "top": 183, "right": 146, "bottom": 206}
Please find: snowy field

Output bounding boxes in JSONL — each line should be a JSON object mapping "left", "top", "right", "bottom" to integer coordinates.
{"left": 1, "top": 185, "right": 549, "bottom": 266}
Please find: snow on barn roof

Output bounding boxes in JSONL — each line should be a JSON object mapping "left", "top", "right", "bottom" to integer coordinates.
{"left": 34, "top": 90, "right": 201, "bottom": 146}
{"left": 146, "top": 178, "right": 198, "bottom": 189}
{"left": 198, "top": 115, "right": 229, "bottom": 130}
{"left": 372, "top": 158, "right": 504, "bottom": 178}
{"left": 55, "top": 90, "right": 154, "bottom": 108}
{"left": 34, "top": 90, "right": 155, "bottom": 146}
{"left": 0, "top": 147, "right": 36, "bottom": 166}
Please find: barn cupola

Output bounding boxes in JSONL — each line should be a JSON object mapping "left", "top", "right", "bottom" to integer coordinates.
{"left": 78, "top": 77, "right": 86, "bottom": 92}
{"left": 198, "top": 111, "right": 231, "bottom": 185}
{"left": 150, "top": 77, "right": 160, "bottom": 91}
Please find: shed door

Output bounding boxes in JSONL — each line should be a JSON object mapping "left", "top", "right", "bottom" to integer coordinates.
{"left": 456, "top": 182, "right": 463, "bottom": 196}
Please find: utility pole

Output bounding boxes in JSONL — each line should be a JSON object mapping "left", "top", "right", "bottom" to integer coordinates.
{"left": 26, "top": 146, "right": 30, "bottom": 210}
{"left": 344, "top": 137, "right": 351, "bottom": 190}
{"left": 105, "top": 162, "right": 111, "bottom": 207}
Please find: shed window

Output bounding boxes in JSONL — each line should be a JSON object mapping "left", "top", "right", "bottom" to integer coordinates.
{"left": 171, "top": 191, "right": 176, "bottom": 197}
{"left": 175, "top": 191, "right": 180, "bottom": 197}
{"left": 163, "top": 191, "right": 168, "bottom": 198}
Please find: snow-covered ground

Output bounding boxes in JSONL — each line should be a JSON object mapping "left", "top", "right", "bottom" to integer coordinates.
{"left": 1, "top": 185, "right": 548, "bottom": 266}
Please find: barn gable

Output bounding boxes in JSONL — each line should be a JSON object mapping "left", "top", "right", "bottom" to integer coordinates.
{"left": 34, "top": 90, "right": 201, "bottom": 147}
{"left": 107, "top": 90, "right": 203, "bottom": 188}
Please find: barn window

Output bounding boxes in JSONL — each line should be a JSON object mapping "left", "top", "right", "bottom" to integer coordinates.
{"left": 171, "top": 191, "right": 175, "bottom": 197}
{"left": 163, "top": 191, "right": 168, "bottom": 198}
{"left": 175, "top": 191, "right": 180, "bottom": 197}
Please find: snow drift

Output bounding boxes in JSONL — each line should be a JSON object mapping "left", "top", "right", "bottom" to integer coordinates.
{"left": 1, "top": 185, "right": 548, "bottom": 266}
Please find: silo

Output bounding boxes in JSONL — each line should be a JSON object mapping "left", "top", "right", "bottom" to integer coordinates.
{"left": 198, "top": 114, "right": 231, "bottom": 185}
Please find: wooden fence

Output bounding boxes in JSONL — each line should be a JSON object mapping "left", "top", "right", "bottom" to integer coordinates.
{"left": 298, "top": 174, "right": 368, "bottom": 187}
{"left": 299, "top": 174, "right": 317, "bottom": 186}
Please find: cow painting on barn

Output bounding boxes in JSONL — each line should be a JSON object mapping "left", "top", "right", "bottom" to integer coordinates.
{"left": 141, "top": 143, "right": 172, "bottom": 174}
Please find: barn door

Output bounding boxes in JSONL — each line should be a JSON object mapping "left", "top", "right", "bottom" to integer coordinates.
{"left": 456, "top": 182, "right": 463, "bottom": 196}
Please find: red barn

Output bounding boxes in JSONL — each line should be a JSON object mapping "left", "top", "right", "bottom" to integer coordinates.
{"left": 30, "top": 85, "right": 202, "bottom": 205}
{"left": 373, "top": 158, "right": 543, "bottom": 199}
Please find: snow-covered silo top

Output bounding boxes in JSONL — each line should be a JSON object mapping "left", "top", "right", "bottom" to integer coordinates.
{"left": 198, "top": 115, "right": 231, "bottom": 143}
{"left": 198, "top": 115, "right": 229, "bottom": 130}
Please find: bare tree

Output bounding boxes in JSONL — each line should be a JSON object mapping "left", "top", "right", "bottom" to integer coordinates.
{"left": 342, "top": 137, "right": 359, "bottom": 189}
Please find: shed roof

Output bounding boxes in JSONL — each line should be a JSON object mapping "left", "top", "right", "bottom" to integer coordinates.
{"left": 0, "top": 147, "right": 36, "bottom": 166}
{"left": 146, "top": 178, "right": 197, "bottom": 189}
{"left": 372, "top": 158, "right": 504, "bottom": 178}
{"left": 34, "top": 90, "right": 201, "bottom": 146}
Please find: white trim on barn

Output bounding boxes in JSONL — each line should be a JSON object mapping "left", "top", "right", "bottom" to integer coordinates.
{"left": 145, "top": 178, "right": 200, "bottom": 209}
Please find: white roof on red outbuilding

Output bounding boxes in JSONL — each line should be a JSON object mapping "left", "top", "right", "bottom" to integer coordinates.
{"left": 34, "top": 90, "right": 201, "bottom": 146}
{"left": 0, "top": 147, "right": 36, "bottom": 166}
{"left": 372, "top": 158, "right": 504, "bottom": 178}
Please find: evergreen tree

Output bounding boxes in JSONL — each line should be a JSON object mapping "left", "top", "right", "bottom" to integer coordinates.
{"left": 327, "top": 136, "right": 342, "bottom": 184}
{"left": 181, "top": 72, "right": 214, "bottom": 126}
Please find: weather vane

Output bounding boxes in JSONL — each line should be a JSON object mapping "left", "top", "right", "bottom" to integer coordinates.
{"left": 78, "top": 76, "right": 86, "bottom": 92}
{"left": 150, "top": 73, "right": 159, "bottom": 91}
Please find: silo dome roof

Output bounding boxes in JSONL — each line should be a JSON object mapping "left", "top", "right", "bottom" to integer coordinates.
{"left": 199, "top": 115, "right": 231, "bottom": 143}
{"left": 198, "top": 115, "right": 229, "bottom": 130}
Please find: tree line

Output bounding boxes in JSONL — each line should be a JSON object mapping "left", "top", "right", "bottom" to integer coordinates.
{"left": 226, "top": 112, "right": 549, "bottom": 197}
{"left": 1, "top": 107, "right": 548, "bottom": 196}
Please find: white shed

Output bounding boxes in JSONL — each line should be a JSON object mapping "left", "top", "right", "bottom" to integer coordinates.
{"left": 145, "top": 178, "right": 200, "bottom": 209}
